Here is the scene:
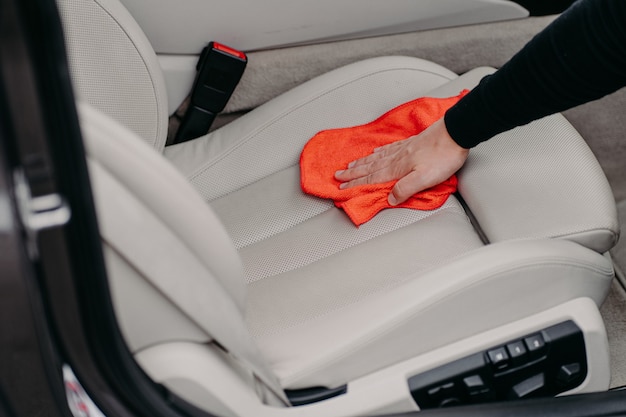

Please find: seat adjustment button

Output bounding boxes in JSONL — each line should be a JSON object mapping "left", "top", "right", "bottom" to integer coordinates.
{"left": 524, "top": 334, "right": 545, "bottom": 355}
{"left": 427, "top": 382, "right": 461, "bottom": 407}
{"left": 510, "top": 373, "right": 545, "bottom": 399}
{"left": 427, "top": 382, "right": 455, "bottom": 398}
{"left": 487, "top": 347, "right": 509, "bottom": 369}
{"left": 463, "top": 375, "right": 485, "bottom": 391}
{"left": 507, "top": 340, "right": 528, "bottom": 363}
{"left": 557, "top": 363, "right": 582, "bottom": 386}
{"left": 463, "top": 374, "right": 493, "bottom": 401}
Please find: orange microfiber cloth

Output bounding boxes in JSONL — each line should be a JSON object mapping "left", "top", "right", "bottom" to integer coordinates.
{"left": 300, "top": 91, "right": 468, "bottom": 226}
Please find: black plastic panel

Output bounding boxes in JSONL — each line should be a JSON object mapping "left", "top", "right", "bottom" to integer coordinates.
{"left": 285, "top": 385, "right": 347, "bottom": 406}
{"left": 408, "top": 321, "right": 587, "bottom": 409}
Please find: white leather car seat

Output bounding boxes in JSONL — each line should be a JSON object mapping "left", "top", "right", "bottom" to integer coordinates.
{"left": 58, "top": 0, "right": 619, "bottom": 415}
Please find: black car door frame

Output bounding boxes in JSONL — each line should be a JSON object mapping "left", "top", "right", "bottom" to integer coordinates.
{"left": 0, "top": 0, "right": 198, "bottom": 415}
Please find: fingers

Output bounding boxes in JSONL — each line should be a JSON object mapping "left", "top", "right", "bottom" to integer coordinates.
{"left": 335, "top": 140, "right": 407, "bottom": 183}
{"left": 338, "top": 162, "right": 407, "bottom": 189}
{"left": 342, "top": 144, "right": 395, "bottom": 170}
{"left": 346, "top": 139, "right": 406, "bottom": 168}
{"left": 335, "top": 163, "right": 373, "bottom": 183}
{"left": 335, "top": 155, "right": 392, "bottom": 182}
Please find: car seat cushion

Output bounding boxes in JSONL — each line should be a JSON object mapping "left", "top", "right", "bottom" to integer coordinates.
{"left": 181, "top": 62, "right": 617, "bottom": 389}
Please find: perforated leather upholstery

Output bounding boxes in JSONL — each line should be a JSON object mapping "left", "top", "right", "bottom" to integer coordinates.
{"left": 62, "top": 0, "right": 618, "bottom": 411}
{"left": 57, "top": 0, "right": 168, "bottom": 151}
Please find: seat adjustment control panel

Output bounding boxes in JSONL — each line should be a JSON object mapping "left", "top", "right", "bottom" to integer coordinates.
{"left": 408, "top": 321, "right": 587, "bottom": 409}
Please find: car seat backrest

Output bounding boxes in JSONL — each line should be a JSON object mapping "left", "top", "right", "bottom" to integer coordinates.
{"left": 57, "top": 0, "right": 168, "bottom": 152}
{"left": 79, "top": 101, "right": 288, "bottom": 405}
{"left": 81, "top": 100, "right": 247, "bottom": 346}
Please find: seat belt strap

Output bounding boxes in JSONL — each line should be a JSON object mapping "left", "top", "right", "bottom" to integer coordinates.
{"left": 174, "top": 42, "right": 247, "bottom": 144}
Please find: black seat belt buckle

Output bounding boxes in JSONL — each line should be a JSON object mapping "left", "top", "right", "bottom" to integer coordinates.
{"left": 175, "top": 41, "right": 247, "bottom": 143}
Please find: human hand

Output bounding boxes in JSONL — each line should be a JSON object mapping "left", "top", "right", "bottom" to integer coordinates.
{"left": 334, "top": 118, "right": 469, "bottom": 206}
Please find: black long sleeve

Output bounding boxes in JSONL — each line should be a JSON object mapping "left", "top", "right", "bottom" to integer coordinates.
{"left": 444, "top": 0, "right": 626, "bottom": 149}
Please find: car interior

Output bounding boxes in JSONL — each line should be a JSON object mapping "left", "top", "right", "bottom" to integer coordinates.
{"left": 51, "top": 0, "right": 626, "bottom": 415}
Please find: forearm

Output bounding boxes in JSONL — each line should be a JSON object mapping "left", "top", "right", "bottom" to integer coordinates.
{"left": 445, "top": 0, "right": 626, "bottom": 149}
